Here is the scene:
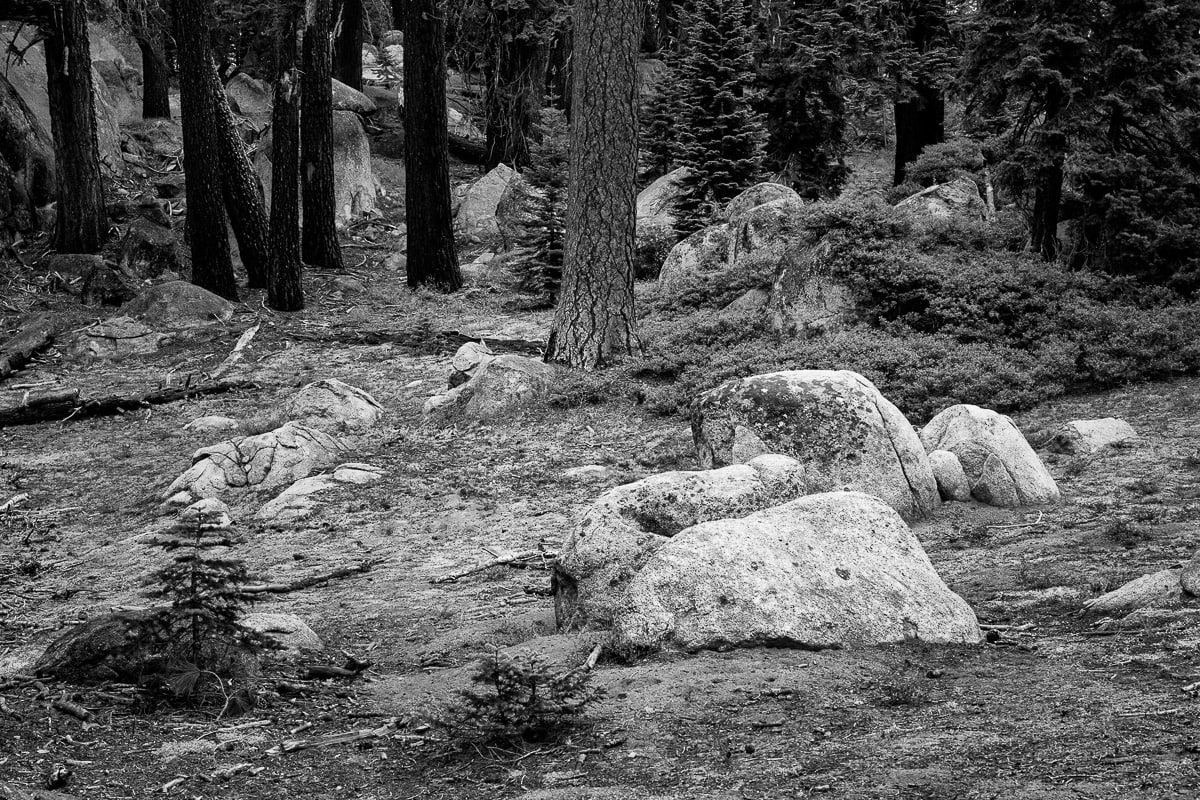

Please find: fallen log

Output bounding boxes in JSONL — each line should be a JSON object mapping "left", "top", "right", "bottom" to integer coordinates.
{"left": 448, "top": 133, "right": 487, "bottom": 165}
{"left": 289, "top": 328, "right": 545, "bottom": 357}
{"left": 242, "top": 561, "right": 376, "bottom": 595}
{"left": 0, "top": 313, "right": 54, "bottom": 382}
{"left": 0, "top": 378, "right": 255, "bottom": 428}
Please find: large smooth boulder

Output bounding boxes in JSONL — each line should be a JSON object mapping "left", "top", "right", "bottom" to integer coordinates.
{"left": 1083, "top": 569, "right": 1183, "bottom": 615}
{"left": 225, "top": 73, "right": 273, "bottom": 119}
{"left": 920, "top": 405, "right": 1061, "bottom": 508}
{"left": 611, "top": 491, "right": 982, "bottom": 653}
{"left": 693, "top": 370, "right": 940, "bottom": 521}
{"left": 896, "top": 177, "right": 986, "bottom": 221}
{"left": 455, "top": 164, "right": 520, "bottom": 241}
{"left": 284, "top": 378, "right": 382, "bottom": 433}
{"left": 424, "top": 353, "right": 556, "bottom": 421}
{"left": 66, "top": 316, "right": 168, "bottom": 361}
{"left": 555, "top": 454, "right": 809, "bottom": 631}
{"left": 637, "top": 167, "right": 692, "bottom": 236}
{"left": 256, "top": 111, "right": 378, "bottom": 223}
{"left": 162, "top": 423, "right": 346, "bottom": 505}
{"left": 929, "top": 449, "right": 971, "bottom": 502}
{"left": 31, "top": 608, "right": 156, "bottom": 682}
{"left": 655, "top": 224, "right": 732, "bottom": 299}
{"left": 1048, "top": 418, "right": 1137, "bottom": 455}
{"left": 331, "top": 78, "right": 376, "bottom": 114}
{"left": 121, "top": 281, "right": 235, "bottom": 330}
{"left": 3, "top": 27, "right": 124, "bottom": 176}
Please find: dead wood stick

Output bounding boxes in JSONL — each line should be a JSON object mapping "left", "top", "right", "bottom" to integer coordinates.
{"left": 207, "top": 324, "right": 260, "bottom": 382}
{"left": 266, "top": 721, "right": 399, "bottom": 756}
{"left": 584, "top": 644, "right": 603, "bottom": 671}
{"left": 432, "top": 549, "right": 552, "bottom": 584}
{"left": 0, "top": 313, "right": 54, "bottom": 382}
{"left": 51, "top": 696, "right": 92, "bottom": 721}
{"left": 242, "top": 561, "right": 375, "bottom": 595}
{"left": 0, "top": 378, "right": 256, "bottom": 428}
{"left": 304, "top": 665, "right": 358, "bottom": 681}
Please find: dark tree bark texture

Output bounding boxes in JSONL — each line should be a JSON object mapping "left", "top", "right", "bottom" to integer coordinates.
{"left": 546, "top": 0, "right": 640, "bottom": 369}
{"left": 484, "top": 1, "right": 554, "bottom": 170}
{"left": 174, "top": 0, "right": 238, "bottom": 300}
{"left": 136, "top": 32, "right": 172, "bottom": 119}
{"left": 403, "top": 0, "right": 462, "bottom": 291}
{"left": 301, "top": 0, "right": 345, "bottom": 271}
{"left": 892, "top": 0, "right": 947, "bottom": 185}
{"left": 207, "top": 64, "right": 272, "bottom": 289}
{"left": 267, "top": 2, "right": 305, "bottom": 311}
{"left": 334, "top": 0, "right": 364, "bottom": 91}
{"left": 44, "top": 0, "right": 105, "bottom": 254}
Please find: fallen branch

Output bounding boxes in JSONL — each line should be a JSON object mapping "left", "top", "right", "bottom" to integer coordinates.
{"left": 0, "top": 379, "right": 256, "bottom": 427}
{"left": 207, "top": 325, "right": 260, "bottom": 382}
{"left": 584, "top": 644, "right": 603, "bottom": 671}
{"left": 432, "top": 549, "right": 554, "bottom": 584}
{"left": 0, "top": 313, "right": 54, "bottom": 382}
{"left": 51, "top": 696, "right": 92, "bottom": 721}
{"left": 266, "top": 721, "right": 400, "bottom": 756}
{"left": 242, "top": 561, "right": 376, "bottom": 595}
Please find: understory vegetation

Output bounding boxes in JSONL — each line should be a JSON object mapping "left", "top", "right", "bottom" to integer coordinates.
{"left": 633, "top": 197, "right": 1200, "bottom": 421}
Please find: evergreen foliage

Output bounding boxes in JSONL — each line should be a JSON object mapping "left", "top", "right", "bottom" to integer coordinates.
{"left": 142, "top": 504, "right": 267, "bottom": 700}
{"left": 673, "top": 0, "right": 767, "bottom": 231}
{"left": 509, "top": 108, "right": 569, "bottom": 306}
{"left": 444, "top": 648, "right": 601, "bottom": 744}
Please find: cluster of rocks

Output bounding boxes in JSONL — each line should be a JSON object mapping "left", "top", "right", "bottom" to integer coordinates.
{"left": 554, "top": 368, "right": 1068, "bottom": 655}
{"left": 165, "top": 378, "right": 386, "bottom": 530}
{"left": 424, "top": 341, "right": 556, "bottom": 421}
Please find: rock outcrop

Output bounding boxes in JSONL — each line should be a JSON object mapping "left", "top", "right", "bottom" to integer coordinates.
{"left": 692, "top": 370, "right": 939, "bottom": 520}
{"left": 896, "top": 177, "right": 986, "bottom": 221}
{"left": 162, "top": 423, "right": 346, "bottom": 506}
{"left": 121, "top": 281, "right": 234, "bottom": 331}
{"left": 611, "top": 491, "right": 982, "bottom": 653}
{"left": 929, "top": 449, "right": 972, "bottom": 502}
{"left": 920, "top": 404, "right": 1060, "bottom": 508}
{"left": 66, "top": 317, "right": 168, "bottom": 361}
{"left": 1048, "top": 418, "right": 1137, "bottom": 455}
{"left": 284, "top": 379, "right": 382, "bottom": 433}
{"left": 455, "top": 164, "right": 521, "bottom": 241}
{"left": 424, "top": 345, "right": 556, "bottom": 422}
{"left": 555, "top": 454, "right": 809, "bottom": 630}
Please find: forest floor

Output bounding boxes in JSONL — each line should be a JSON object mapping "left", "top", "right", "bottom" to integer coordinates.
{"left": 4, "top": 147, "right": 1200, "bottom": 799}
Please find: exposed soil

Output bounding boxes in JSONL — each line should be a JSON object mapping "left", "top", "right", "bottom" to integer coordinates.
{"left": 4, "top": 152, "right": 1200, "bottom": 800}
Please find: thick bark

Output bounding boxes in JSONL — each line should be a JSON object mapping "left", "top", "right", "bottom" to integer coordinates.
{"left": 484, "top": 1, "right": 554, "bottom": 170}
{"left": 404, "top": 0, "right": 462, "bottom": 291}
{"left": 546, "top": 0, "right": 640, "bottom": 369}
{"left": 44, "top": 0, "right": 105, "bottom": 254}
{"left": 334, "top": 0, "right": 364, "bottom": 91}
{"left": 301, "top": 0, "right": 344, "bottom": 271}
{"left": 174, "top": 0, "right": 237, "bottom": 300}
{"left": 267, "top": 3, "right": 305, "bottom": 312}
{"left": 1030, "top": 89, "right": 1066, "bottom": 262}
{"left": 892, "top": 0, "right": 947, "bottom": 185}
{"left": 136, "top": 32, "right": 172, "bottom": 120}
{"left": 208, "top": 64, "right": 271, "bottom": 288}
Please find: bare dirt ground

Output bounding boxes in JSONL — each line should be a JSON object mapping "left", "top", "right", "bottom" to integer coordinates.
{"left": 4, "top": 161, "right": 1200, "bottom": 800}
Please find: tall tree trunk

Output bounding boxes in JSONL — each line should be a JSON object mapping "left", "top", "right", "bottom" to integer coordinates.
{"left": 892, "top": 0, "right": 946, "bottom": 185}
{"left": 174, "top": 0, "right": 237, "bottom": 300}
{"left": 546, "top": 0, "right": 640, "bottom": 369}
{"left": 208, "top": 61, "right": 271, "bottom": 288}
{"left": 44, "top": 0, "right": 104, "bottom": 254}
{"left": 404, "top": 0, "right": 462, "bottom": 291}
{"left": 334, "top": 0, "right": 364, "bottom": 91}
{"left": 302, "top": 0, "right": 345, "bottom": 271}
{"left": 1030, "top": 89, "right": 1065, "bottom": 262}
{"left": 484, "top": 2, "right": 553, "bottom": 170}
{"left": 137, "top": 32, "right": 172, "bottom": 120}
{"left": 267, "top": 2, "right": 305, "bottom": 311}
{"left": 893, "top": 87, "right": 944, "bottom": 185}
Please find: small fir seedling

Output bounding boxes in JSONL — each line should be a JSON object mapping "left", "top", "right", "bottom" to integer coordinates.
{"left": 143, "top": 501, "right": 270, "bottom": 700}
{"left": 443, "top": 647, "right": 601, "bottom": 744}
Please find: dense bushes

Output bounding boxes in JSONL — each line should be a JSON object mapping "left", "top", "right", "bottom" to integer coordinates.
{"left": 634, "top": 198, "right": 1200, "bottom": 420}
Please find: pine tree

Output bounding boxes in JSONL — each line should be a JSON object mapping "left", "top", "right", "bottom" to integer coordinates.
{"left": 641, "top": 55, "right": 684, "bottom": 179}
{"left": 673, "top": 0, "right": 766, "bottom": 231}
{"left": 509, "top": 109, "right": 569, "bottom": 306}
{"left": 143, "top": 502, "right": 265, "bottom": 697}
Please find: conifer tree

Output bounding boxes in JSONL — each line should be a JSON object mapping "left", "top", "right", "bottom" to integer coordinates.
{"left": 509, "top": 109, "right": 569, "bottom": 306}
{"left": 673, "top": 0, "right": 766, "bottom": 230}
